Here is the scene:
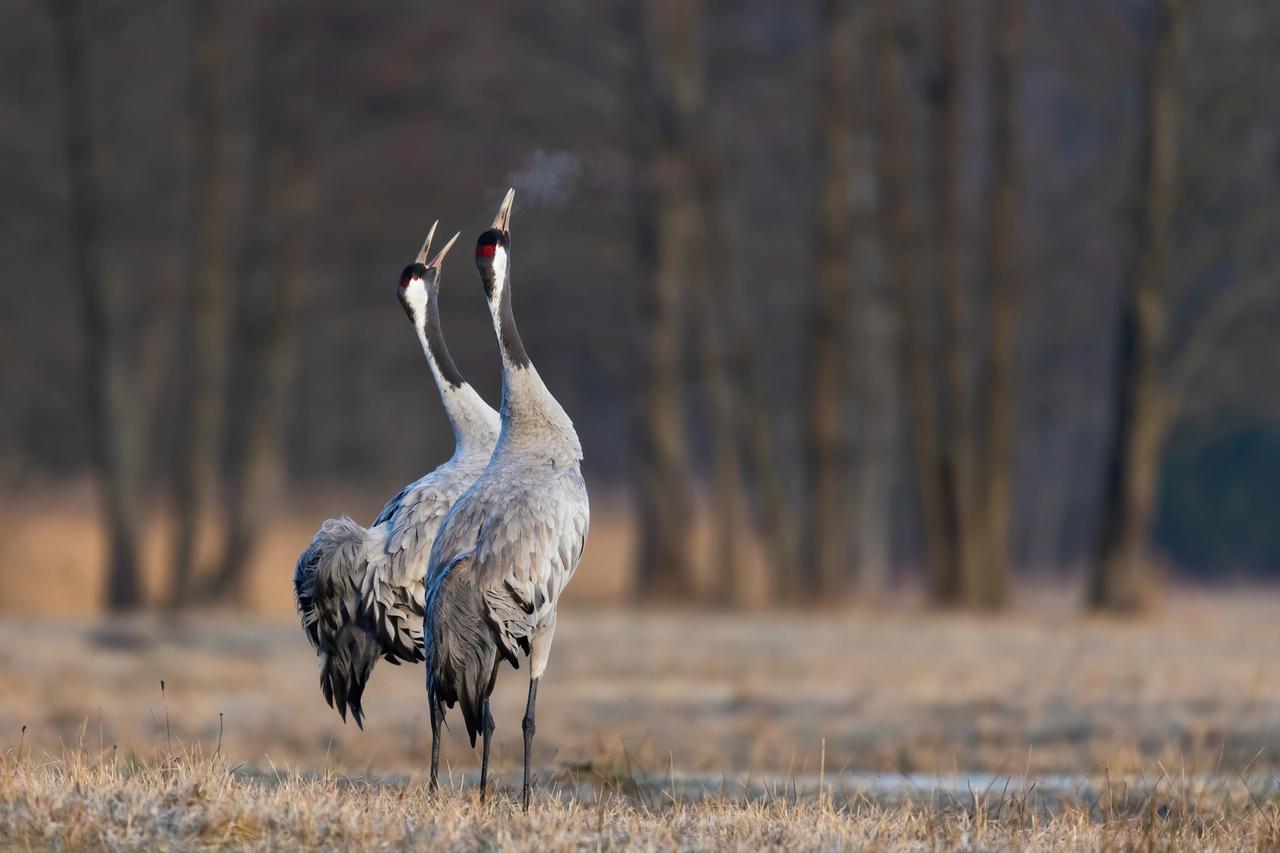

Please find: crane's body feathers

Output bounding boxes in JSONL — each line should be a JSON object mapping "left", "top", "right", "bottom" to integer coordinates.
{"left": 360, "top": 458, "right": 487, "bottom": 663}
{"left": 425, "top": 442, "right": 588, "bottom": 744}
{"left": 293, "top": 251, "right": 499, "bottom": 728}
{"left": 425, "top": 205, "right": 590, "bottom": 799}
{"left": 292, "top": 441, "right": 493, "bottom": 726}
{"left": 294, "top": 516, "right": 379, "bottom": 726}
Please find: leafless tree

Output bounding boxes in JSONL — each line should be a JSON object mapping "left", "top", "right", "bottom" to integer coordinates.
{"left": 966, "top": 0, "right": 1022, "bottom": 609}
{"left": 206, "top": 8, "right": 314, "bottom": 605}
{"left": 848, "top": 77, "right": 896, "bottom": 601}
{"left": 874, "top": 0, "right": 959, "bottom": 604}
{"left": 930, "top": 0, "right": 980, "bottom": 607}
{"left": 646, "top": 1, "right": 747, "bottom": 604}
{"left": 630, "top": 0, "right": 700, "bottom": 601}
{"left": 804, "top": 0, "right": 859, "bottom": 600}
{"left": 49, "top": 0, "right": 146, "bottom": 610}
{"left": 169, "top": 0, "right": 237, "bottom": 606}
{"left": 689, "top": 203, "right": 747, "bottom": 602}
{"left": 686, "top": 102, "right": 800, "bottom": 604}
{"left": 1088, "top": 0, "right": 1188, "bottom": 612}
{"left": 877, "top": 0, "right": 1021, "bottom": 609}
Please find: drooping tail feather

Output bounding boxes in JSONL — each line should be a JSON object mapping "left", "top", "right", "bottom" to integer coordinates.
{"left": 425, "top": 561, "right": 503, "bottom": 748}
{"left": 319, "top": 623, "right": 383, "bottom": 729}
{"left": 294, "top": 516, "right": 384, "bottom": 728}
{"left": 457, "top": 649, "right": 498, "bottom": 748}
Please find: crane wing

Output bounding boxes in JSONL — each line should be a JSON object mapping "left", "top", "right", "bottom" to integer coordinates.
{"left": 475, "top": 466, "right": 589, "bottom": 666}
{"left": 360, "top": 474, "right": 458, "bottom": 664}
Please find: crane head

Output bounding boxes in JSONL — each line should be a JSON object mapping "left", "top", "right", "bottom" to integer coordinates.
{"left": 398, "top": 221, "right": 460, "bottom": 322}
{"left": 476, "top": 188, "right": 514, "bottom": 303}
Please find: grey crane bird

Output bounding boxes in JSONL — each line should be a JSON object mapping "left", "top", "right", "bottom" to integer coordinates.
{"left": 293, "top": 224, "right": 500, "bottom": 728}
{"left": 424, "top": 189, "right": 590, "bottom": 810}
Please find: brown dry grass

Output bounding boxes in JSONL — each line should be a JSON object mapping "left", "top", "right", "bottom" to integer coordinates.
{"left": 3, "top": 590, "right": 1280, "bottom": 848}
{"left": 6, "top": 593, "right": 1280, "bottom": 775}
{"left": 5, "top": 744, "right": 1280, "bottom": 850}
{"left": 5, "top": 492, "right": 1280, "bottom": 847}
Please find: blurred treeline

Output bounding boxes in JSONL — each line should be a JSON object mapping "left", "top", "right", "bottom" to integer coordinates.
{"left": 1, "top": 0, "right": 1277, "bottom": 612}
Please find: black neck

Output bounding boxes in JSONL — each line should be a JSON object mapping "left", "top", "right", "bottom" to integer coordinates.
{"left": 424, "top": 285, "right": 465, "bottom": 388}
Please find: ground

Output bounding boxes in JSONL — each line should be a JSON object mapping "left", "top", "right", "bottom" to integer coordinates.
{"left": 3, "top": 590, "right": 1280, "bottom": 849}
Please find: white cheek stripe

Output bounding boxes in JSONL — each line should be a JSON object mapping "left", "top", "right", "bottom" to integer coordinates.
{"left": 405, "top": 280, "right": 441, "bottom": 375}
{"left": 487, "top": 248, "right": 509, "bottom": 343}
{"left": 404, "top": 280, "right": 428, "bottom": 320}
{"left": 490, "top": 248, "right": 508, "bottom": 299}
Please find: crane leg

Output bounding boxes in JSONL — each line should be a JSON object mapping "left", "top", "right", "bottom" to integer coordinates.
{"left": 479, "top": 700, "right": 495, "bottom": 801}
{"left": 521, "top": 676, "right": 539, "bottom": 812}
{"left": 428, "top": 689, "right": 441, "bottom": 793}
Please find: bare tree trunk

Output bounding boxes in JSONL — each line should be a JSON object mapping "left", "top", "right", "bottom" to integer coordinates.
{"left": 1088, "top": 0, "right": 1186, "bottom": 613}
{"left": 804, "top": 0, "right": 859, "bottom": 602}
{"left": 50, "top": 0, "right": 146, "bottom": 611}
{"left": 633, "top": 169, "right": 697, "bottom": 601}
{"left": 650, "top": 2, "right": 750, "bottom": 606}
{"left": 680, "top": 107, "right": 742, "bottom": 606}
{"left": 680, "top": 111, "right": 799, "bottom": 600}
{"left": 688, "top": 132, "right": 801, "bottom": 604}
{"left": 852, "top": 410, "right": 893, "bottom": 597}
{"left": 730, "top": 310, "right": 803, "bottom": 601}
{"left": 668, "top": 2, "right": 804, "bottom": 605}
{"left": 967, "top": 0, "right": 1022, "bottom": 610}
{"left": 850, "top": 107, "right": 895, "bottom": 601}
{"left": 691, "top": 265, "right": 743, "bottom": 604}
{"left": 834, "top": 7, "right": 894, "bottom": 601}
{"left": 631, "top": 0, "right": 700, "bottom": 601}
{"left": 170, "top": 0, "right": 236, "bottom": 605}
{"left": 934, "top": 0, "right": 978, "bottom": 604}
{"left": 688, "top": 187, "right": 750, "bottom": 605}
{"left": 874, "top": 0, "right": 960, "bottom": 604}
{"left": 207, "top": 12, "right": 312, "bottom": 606}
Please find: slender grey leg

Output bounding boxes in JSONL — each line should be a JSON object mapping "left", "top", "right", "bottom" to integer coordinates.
{"left": 479, "top": 700, "right": 495, "bottom": 801}
{"left": 521, "top": 677, "right": 539, "bottom": 812}
{"left": 429, "top": 691, "right": 441, "bottom": 792}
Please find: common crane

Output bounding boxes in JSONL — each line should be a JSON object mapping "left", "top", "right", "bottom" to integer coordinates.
{"left": 424, "top": 189, "right": 590, "bottom": 810}
{"left": 293, "top": 225, "right": 500, "bottom": 727}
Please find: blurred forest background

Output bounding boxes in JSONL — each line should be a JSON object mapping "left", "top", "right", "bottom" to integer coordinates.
{"left": 1, "top": 0, "right": 1277, "bottom": 616}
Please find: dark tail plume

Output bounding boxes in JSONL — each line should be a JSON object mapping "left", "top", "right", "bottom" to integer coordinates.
{"left": 294, "top": 516, "right": 384, "bottom": 728}
{"left": 319, "top": 624, "right": 382, "bottom": 729}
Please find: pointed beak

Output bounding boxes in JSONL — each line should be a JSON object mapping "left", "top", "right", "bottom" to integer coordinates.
{"left": 491, "top": 188, "right": 515, "bottom": 231}
{"left": 426, "top": 231, "right": 461, "bottom": 270}
{"left": 415, "top": 220, "right": 439, "bottom": 264}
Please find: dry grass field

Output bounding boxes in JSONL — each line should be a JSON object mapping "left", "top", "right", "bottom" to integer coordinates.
{"left": 5, "top": 749, "right": 1280, "bottom": 850}
{"left": 4, "top": 589, "right": 1280, "bottom": 848}
{"left": 4, "top": 489, "right": 1280, "bottom": 848}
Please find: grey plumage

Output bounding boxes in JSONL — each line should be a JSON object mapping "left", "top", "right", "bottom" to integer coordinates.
{"left": 293, "top": 227, "right": 498, "bottom": 727}
{"left": 294, "top": 515, "right": 380, "bottom": 724}
{"left": 424, "top": 191, "right": 589, "bottom": 808}
{"left": 424, "top": 439, "right": 588, "bottom": 741}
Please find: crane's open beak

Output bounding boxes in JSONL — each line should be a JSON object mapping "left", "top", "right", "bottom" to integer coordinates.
{"left": 491, "top": 188, "right": 515, "bottom": 231}
{"left": 415, "top": 220, "right": 439, "bottom": 265}
{"left": 426, "top": 231, "right": 461, "bottom": 270}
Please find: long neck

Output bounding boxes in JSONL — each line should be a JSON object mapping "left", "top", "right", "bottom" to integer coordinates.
{"left": 421, "top": 285, "right": 465, "bottom": 391}
{"left": 414, "top": 288, "right": 497, "bottom": 460}
{"left": 489, "top": 265, "right": 581, "bottom": 461}
{"left": 493, "top": 273, "right": 530, "bottom": 373}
